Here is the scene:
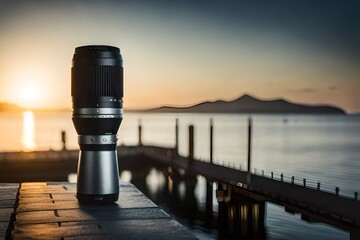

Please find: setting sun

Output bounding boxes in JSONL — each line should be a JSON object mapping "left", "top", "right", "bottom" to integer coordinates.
{"left": 18, "top": 84, "right": 40, "bottom": 108}
{"left": 2, "top": 69, "right": 46, "bottom": 109}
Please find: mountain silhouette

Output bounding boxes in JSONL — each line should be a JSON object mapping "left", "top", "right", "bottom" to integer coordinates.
{"left": 0, "top": 102, "right": 21, "bottom": 111}
{"left": 148, "top": 94, "right": 345, "bottom": 114}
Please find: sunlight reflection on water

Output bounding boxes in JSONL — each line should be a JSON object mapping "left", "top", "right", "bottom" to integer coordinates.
{"left": 21, "top": 111, "right": 36, "bottom": 151}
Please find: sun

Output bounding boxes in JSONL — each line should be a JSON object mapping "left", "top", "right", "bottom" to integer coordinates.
{"left": 2, "top": 70, "right": 44, "bottom": 109}
{"left": 18, "top": 84, "right": 41, "bottom": 108}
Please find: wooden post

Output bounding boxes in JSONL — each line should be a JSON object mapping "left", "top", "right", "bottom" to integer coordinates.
{"left": 175, "top": 118, "right": 179, "bottom": 155}
{"left": 138, "top": 119, "right": 142, "bottom": 146}
{"left": 206, "top": 179, "right": 213, "bottom": 227}
{"left": 188, "top": 125, "right": 194, "bottom": 166}
{"left": 61, "top": 130, "right": 66, "bottom": 151}
{"left": 247, "top": 117, "right": 252, "bottom": 173}
{"left": 217, "top": 182, "right": 227, "bottom": 239}
{"left": 210, "top": 119, "right": 213, "bottom": 164}
{"left": 167, "top": 149, "right": 174, "bottom": 171}
{"left": 335, "top": 187, "right": 340, "bottom": 196}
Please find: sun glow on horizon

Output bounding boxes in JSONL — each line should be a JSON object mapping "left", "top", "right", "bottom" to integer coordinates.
{"left": 18, "top": 84, "right": 41, "bottom": 108}
{"left": 3, "top": 70, "right": 46, "bottom": 109}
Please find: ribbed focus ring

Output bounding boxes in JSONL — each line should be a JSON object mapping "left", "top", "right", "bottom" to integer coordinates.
{"left": 71, "top": 65, "right": 123, "bottom": 97}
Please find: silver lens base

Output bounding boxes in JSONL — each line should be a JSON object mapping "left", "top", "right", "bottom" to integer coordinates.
{"left": 77, "top": 150, "right": 120, "bottom": 197}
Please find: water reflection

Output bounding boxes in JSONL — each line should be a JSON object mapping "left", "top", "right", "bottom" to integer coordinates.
{"left": 120, "top": 171, "right": 132, "bottom": 182}
{"left": 21, "top": 111, "right": 36, "bottom": 151}
{"left": 131, "top": 167, "right": 266, "bottom": 239}
{"left": 146, "top": 169, "right": 165, "bottom": 196}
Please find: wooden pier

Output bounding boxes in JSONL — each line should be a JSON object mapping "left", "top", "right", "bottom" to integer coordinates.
{"left": 145, "top": 145, "right": 360, "bottom": 232}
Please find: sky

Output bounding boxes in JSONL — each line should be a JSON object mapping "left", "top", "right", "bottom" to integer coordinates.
{"left": 0, "top": 0, "right": 359, "bottom": 113}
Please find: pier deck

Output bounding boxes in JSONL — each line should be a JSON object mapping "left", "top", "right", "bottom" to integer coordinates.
{"left": 0, "top": 181, "right": 196, "bottom": 240}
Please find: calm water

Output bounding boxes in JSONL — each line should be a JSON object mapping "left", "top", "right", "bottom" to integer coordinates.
{"left": 1, "top": 111, "right": 359, "bottom": 239}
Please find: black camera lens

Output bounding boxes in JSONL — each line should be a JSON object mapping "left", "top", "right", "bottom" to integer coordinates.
{"left": 71, "top": 45, "right": 123, "bottom": 203}
{"left": 72, "top": 45, "right": 123, "bottom": 136}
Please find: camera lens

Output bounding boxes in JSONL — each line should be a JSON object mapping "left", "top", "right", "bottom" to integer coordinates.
{"left": 71, "top": 45, "right": 123, "bottom": 203}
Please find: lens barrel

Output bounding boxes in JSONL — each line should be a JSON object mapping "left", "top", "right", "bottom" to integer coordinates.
{"left": 72, "top": 45, "right": 123, "bottom": 203}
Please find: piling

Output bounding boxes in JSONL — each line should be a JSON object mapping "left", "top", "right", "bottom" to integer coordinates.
{"left": 138, "top": 119, "right": 142, "bottom": 146}
{"left": 247, "top": 117, "right": 252, "bottom": 173}
{"left": 175, "top": 118, "right": 179, "bottom": 155}
{"left": 188, "top": 125, "right": 194, "bottom": 166}
{"left": 206, "top": 179, "right": 213, "bottom": 227}
{"left": 206, "top": 119, "right": 214, "bottom": 226}
{"left": 61, "top": 130, "right": 67, "bottom": 150}
{"left": 210, "top": 119, "right": 213, "bottom": 164}
{"left": 167, "top": 149, "right": 174, "bottom": 171}
{"left": 217, "top": 183, "right": 227, "bottom": 239}
{"left": 184, "top": 124, "right": 197, "bottom": 219}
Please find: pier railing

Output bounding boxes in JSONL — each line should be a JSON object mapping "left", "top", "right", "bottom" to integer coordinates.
{"left": 202, "top": 156, "right": 360, "bottom": 202}
{"left": 189, "top": 156, "right": 359, "bottom": 201}
{"left": 254, "top": 170, "right": 358, "bottom": 200}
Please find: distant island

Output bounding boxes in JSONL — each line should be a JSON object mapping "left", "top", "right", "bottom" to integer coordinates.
{"left": 1, "top": 94, "right": 346, "bottom": 114}
{"left": 146, "top": 94, "right": 346, "bottom": 114}
{"left": 0, "top": 102, "right": 21, "bottom": 111}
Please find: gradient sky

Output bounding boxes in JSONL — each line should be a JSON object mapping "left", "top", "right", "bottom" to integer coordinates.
{"left": 0, "top": 0, "right": 359, "bottom": 113}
